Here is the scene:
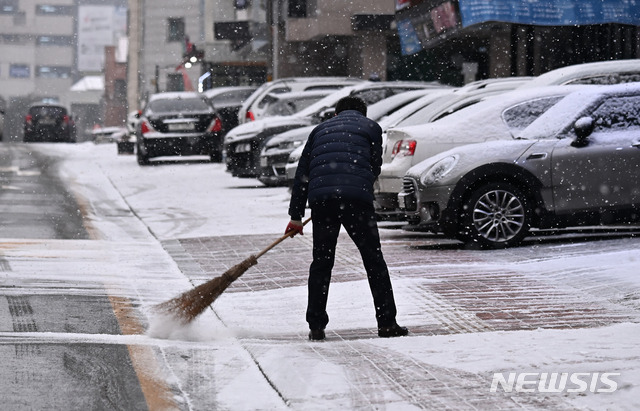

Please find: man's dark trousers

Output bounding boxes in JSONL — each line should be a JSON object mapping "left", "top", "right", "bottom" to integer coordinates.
{"left": 307, "top": 199, "right": 398, "bottom": 330}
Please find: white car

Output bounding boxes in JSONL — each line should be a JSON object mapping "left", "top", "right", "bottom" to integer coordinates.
{"left": 377, "top": 85, "right": 595, "bottom": 218}
{"left": 259, "top": 88, "right": 449, "bottom": 186}
{"left": 237, "top": 77, "right": 364, "bottom": 125}
{"left": 259, "top": 90, "right": 335, "bottom": 118}
{"left": 518, "top": 59, "right": 640, "bottom": 89}
{"left": 225, "top": 81, "right": 442, "bottom": 178}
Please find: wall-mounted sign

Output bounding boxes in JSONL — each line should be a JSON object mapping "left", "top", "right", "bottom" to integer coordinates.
{"left": 459, "top": 0, "right": 640, "bottom": 27}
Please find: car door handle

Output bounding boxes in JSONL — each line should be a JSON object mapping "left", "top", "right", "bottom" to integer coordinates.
{"left": 526, "top": 153, "right": 548, "bottom": 160}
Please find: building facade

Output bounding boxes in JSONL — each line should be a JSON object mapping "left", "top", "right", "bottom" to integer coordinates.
{"left": 0, "top": 1, "right": 76, "bottom": 102}
{"left": 393, "top": 0, "right": 640, "bottom": 85}
{"left": 0, "top": 0, "right": 127, "bottom": 140}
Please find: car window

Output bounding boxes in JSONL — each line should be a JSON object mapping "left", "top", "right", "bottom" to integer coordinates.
{"left": 264, "top": 96, "right": 327, "bottom": 117}
{"left": 501, "top": 96, "right": 564, "bottom": 131}
{"left": 352, "top": 87, "right": 417, "bottom": 106}
{"left": 565, "top": 73, "right": 640, "bottom": 85}
{"left": 30, "top": 106, "right": 67, "bottom": 117}
{"left": 590, "top": 95, "right": 640, "bottom": 132}
{"left": 257, "top": 87, "right": 291, "bottom": 108}
{"left": 148, "top": 98, "right": 210, "bottom": 113}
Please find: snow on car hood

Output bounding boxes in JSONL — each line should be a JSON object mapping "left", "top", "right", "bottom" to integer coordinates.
{"left": 405, "top": 139, "right": 537, "bottom": 181}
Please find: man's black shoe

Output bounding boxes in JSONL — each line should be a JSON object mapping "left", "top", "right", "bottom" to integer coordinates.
{"left": 378, "top": 324, "right": 408, "bottom": 338}
{"left": 309, "top": 329, "right": 325, "bottom": 341}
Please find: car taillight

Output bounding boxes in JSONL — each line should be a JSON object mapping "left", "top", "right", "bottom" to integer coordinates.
{"left": 25, "top": 114, "right": 32, "bottom": 124}
{"left": 246, "top": 111, "right": 255, "bottom": 122}
{"left": 391, "top": 139, "right": 417, "bottom": 158}
{"left": 140, "top": 120, "right": 154, "bottom": 135}
{"left": 63, "top": 115, "right": 70, "bottom": 125}
{"left": 208, "top": 117, "right": 222, "bottom": 133}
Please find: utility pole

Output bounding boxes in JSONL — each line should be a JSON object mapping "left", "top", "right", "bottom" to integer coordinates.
{"left": 127, "top": 0, "right": 143, "bottom": 111}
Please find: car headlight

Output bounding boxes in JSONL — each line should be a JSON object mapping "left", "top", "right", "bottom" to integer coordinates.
{"left": 420, "top": 155, "right": 459, "bottom": 186}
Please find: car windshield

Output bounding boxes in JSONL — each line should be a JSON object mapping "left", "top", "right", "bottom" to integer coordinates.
{"left": 211, "top": 90, "right": 254, "bottom": 104}
{"left": 264, "top": 95, "right": 328, "bottom": 116}
{"left": 148, "top": 98, "right": 210, "bottom": 113}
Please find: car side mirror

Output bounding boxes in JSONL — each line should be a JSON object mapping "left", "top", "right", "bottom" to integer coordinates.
{"left": 571, "top": 116, "right": 594, "bottom": 147}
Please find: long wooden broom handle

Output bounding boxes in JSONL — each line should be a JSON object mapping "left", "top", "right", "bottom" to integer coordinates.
{"left": 254, "top": 217, "right": 312, "bottom": 259}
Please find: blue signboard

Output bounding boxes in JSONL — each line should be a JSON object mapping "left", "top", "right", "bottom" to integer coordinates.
{"left": 397, "top": 19, "right": 423, "bottom": 55}
{"left": 459, "top": 0, "right": 640, "bottom": 27}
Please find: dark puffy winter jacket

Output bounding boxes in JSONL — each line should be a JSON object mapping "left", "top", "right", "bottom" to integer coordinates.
{"left": 288, "top": 110, "right": 383, "bottom": 220}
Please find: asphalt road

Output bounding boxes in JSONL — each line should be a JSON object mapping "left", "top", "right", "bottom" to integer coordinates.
{"left": 0, "top": 144, "right": 148, "bottom": 410}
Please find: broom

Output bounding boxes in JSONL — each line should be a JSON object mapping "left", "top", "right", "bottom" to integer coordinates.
{"left": 155, "top": 217, "right": 311, "bottom": 324}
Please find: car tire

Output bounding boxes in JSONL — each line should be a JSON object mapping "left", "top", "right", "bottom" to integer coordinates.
{"left": 136, "top": 141, "right": 150, "bottom": 165}
{"left": 458, "top": 182, "right": 531, "bottom": 249}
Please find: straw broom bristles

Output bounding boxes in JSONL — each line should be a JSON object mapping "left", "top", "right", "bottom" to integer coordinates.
{"left": 155, "top": 217, "right": 310, "bottom": 324}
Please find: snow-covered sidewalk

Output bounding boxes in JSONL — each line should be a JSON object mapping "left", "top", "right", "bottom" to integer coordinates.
{"left": 42, "top": 142, "right": 640, "bottom": 410}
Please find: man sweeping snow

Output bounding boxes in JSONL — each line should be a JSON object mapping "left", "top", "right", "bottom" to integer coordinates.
{"left": 286, "top": 96, "right": 408, "bottom": 341}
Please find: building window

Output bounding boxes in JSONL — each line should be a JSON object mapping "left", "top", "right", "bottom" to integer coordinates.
{"left": 288, "top": 0, "right": 307, "bottom": 18}
{"left": 167, "top": 18, "right": 185, "bottom": 42}
{"left": 36, "top": 35, "right": 74, "bottom": 46}
{"left": 10, "top": 64, "right": 30, "bottom": 78}
{"left": 13, "top": 10, "right": 25, "bottom": 24}
{"left": 114, "top": 80, "right": 127, "bottom": 100}
{"left": 0, "top": 33, "right": 27, "bottom": 44}
{"left": 36, "top": 66, "right": 72, "bottom": 78}
{"left": 0, "top": 0, "right": 19, "bottom": 14}
{"left": 234, "top": 0, "right": 250, "bottom": 9}
{"left": 167, "top": 73, "right": 184, "bottom": 91}
{"left": 36, "top": 5, "right": 75, "bottom": 15}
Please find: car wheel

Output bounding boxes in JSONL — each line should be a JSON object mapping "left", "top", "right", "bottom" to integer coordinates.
{"left": 459, "top": 182, "right": 531, "bottom": 249}
{"left": 136, "top": 141, "right": 150, "bottom": 165}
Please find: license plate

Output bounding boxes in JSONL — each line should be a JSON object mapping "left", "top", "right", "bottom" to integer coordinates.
{"left": 167, "top": 122, "right": 195, "bottom": 131}
{"left": 39, "top": 118, "right": 55, "bottom": 125}
{"left": 260, "top": 158, "right": 267, "bottom": 167}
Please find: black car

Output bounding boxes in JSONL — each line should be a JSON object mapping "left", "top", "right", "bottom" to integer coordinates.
{"left": 136, "top": 92, "right": 224, "bottom": 165}
{"left": 24, "top": 103, "right": 76, "bottom": 143}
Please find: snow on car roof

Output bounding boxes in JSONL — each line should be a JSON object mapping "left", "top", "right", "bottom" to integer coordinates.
{"left": 519, "top": 59, "right": 640, "bottom": 89}
{"left": 519, "top": 81, "right": 640, "bottom": 140}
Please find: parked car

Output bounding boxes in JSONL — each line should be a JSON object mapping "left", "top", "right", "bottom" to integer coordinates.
{"left": 518, "top": 59, "right": 640, "bottom": 89}
{"left": 225, "top": 81, "right": 441, "bottom": 178}
{"left": 377, "top": 84, "right": 594, "bottom": 219}
{"left": 259, "top": 90, "right": 335, "bottom": 118}
{"left": 399, "top": 82, "right": 640, "bottom": 248}
{"left": 237, "top": 77, "right": 365, "bottom": 125}
{"left": 201, "top": 86, "right": 257, "bottom": 136}
{"left": 265, "top": 88, "right": 453, "bottom": 187}
{"left": 91, "top": 126, "right": 128, "bottom": 144}
{"left": 135, "top": 92, "right": 224, "bottom": 165}
{"left": 23, "top": 102, "right": 76, "bottom": 143}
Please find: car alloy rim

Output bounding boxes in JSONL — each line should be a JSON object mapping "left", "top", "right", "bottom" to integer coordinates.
{"left": 472, "top": 189, "right": 525, "bottom": 243}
